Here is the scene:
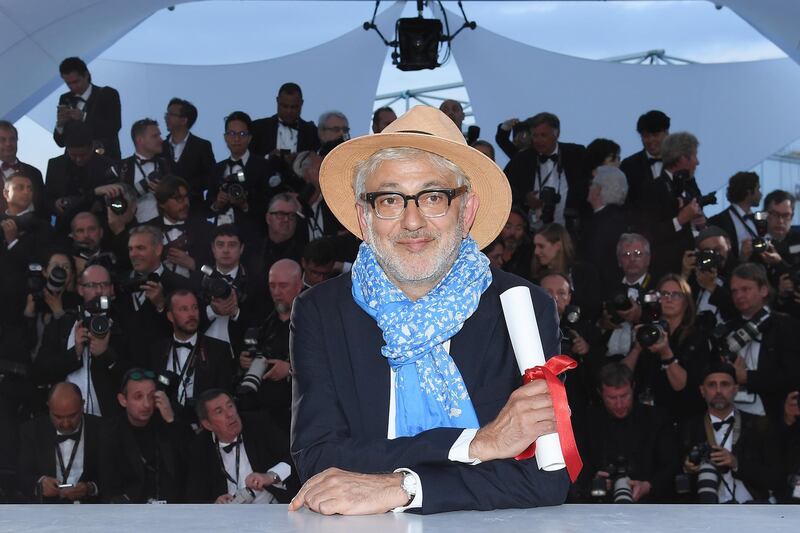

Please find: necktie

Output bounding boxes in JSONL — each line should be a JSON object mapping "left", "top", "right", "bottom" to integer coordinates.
{"left": 1, "top": 160, "right": 18, "bottom": 172}
{"left": 221, "top": 274, "right": 234, "bottom": 283}
{"left": 56, "top": 432, "right": 78, "bottom": 444}
{"left": 174, "top": 341, "right": 194, "bottom": 351}
{"left": 221, "top": 436, "right": 241, "bottom": 453}
{"left": 229, "top": 159, "right": 243, "bottom": 167}
{"left": 648, "top": 157, "right": 662, "bottom": 165}
{"left": 539, "top": 154, "right": 558, "bottom": 164}
{"left": 137, "top": 157, "right": 154, "bottom": 165}
{"left": 279, "top": 120, "right": 298, "bottom": 130}
{"left": 712, "top": 417, "right": 734, "bottom": 431}
{"left": 624, "top": 283, "right": 641, "bottom": 291}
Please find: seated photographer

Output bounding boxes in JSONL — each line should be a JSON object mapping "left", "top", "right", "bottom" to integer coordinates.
{"left": 43, "top": 121, "right": 119, "bottom": 234}
{"left": 780, "top": 389, "right": 800, "bottom": 502}
{"left": 236, "top": 259, "right": 301, "bottom": 433}
{"left": 708, "top": 171, "right": 763, "bottom": 262}
{"left": 23, "top": 250, "right": 81, "bottom": 363}
{"left": 34, "top": 264, "right": 130, "bottom": 417}
{"left": 144, "top": 175, "right": 213, "bottom": 279}
{"left": 599, "top": 233, "right": 655, "bottom": 359}
{"left": 115, "top": 225, "right": 196, "bottom": 366}
{"left": 500, "top": 207, "right": 533, "bottom": 280}
{"left": 724, "top": 262, "right": 800, "bottom": 422}
{"left": 185, "top": 389, "right": 297, "bottom": 504}
{"left": 532, "top": 223, "right": 601, "bottom": 322}
{"left": 101, "top": 368, "right": 191, "bottom": 503}
{"left": 1, "top": 172, "right": 53, "bottom": 274}
{"left": 680, "top": 226, "right": 737, "bottom": 326}
{"left": 148, "top": 290, "right": 235, "bottom": 425}
{"left": 622, "top": 274, "right": 714, "bottom": 423}
{"left": 17, "top": 382, "right": 103, "bottom": 503}
{"left": 680, "top": 362, "right": 782, "bottom": 503}
{"left": 540, "top": 272, "right": 603, "bottom": 424}
{"left": 576, "top": 363, "right": 678, "bottom": 503}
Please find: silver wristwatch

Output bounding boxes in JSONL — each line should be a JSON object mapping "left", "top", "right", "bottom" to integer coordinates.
{"left": 400, "top": 471, "right": 417, "bottom": 504}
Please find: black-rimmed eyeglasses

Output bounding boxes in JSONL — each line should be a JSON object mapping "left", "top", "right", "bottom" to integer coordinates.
{"left": 360, "top": 187, "right": 467, "bottom": 220}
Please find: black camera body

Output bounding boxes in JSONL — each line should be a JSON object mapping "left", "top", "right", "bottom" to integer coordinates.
{"left": 591, "top": 455, "right": 633, "bottom": 503}
{"left": 105, "top": 194, "right": 128, "bottom": 215}
{"left": 673, "top": 170, "right": 716, "bottom": 207}
{"left": 11, "top": 212, "right": 38, "bottom": 235}
{"left": 695, "top": 248, "right": 724, "bottom": 273}
{"left": 82, "top": 295, "right": 111, "bottom": 337}
{"left": 199, "top": 265, "right": 233, "bottom": 300}
{"left": 221, "top": 171, "right": 247, "bottom": 201}
{"left": 120, "top": 272, "right": 161, "bottom": 294}
{"left": 539, "top": 186, "right": 561, "bottom": 224}
{"left": 237, "top": 327, "right": 272, "bottom": 396}
{"left": 605, "top": 290, "right": 633, "bottom": 323}
{"left": 636, "top": 291, "right": 667, "bottom": 348}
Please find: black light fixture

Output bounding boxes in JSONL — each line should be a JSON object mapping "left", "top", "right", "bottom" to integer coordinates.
{"left": 364, "top": 1, "right": 476, "bottom": 71}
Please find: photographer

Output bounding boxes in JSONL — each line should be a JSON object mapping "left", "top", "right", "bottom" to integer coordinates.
{"left": 147, "top": 290, "right": 234, "bottom": 424}
{"left": 576, "top": 363, "right": 677, "bottom": 503}
{"left": 236, "top": 259, "right": 301, "bottom": 433}
{"left": 116, "top": 118, "right": 171, "bottom": 223}
{"left": 680, "top": 362, "right": 782, "bottom": 503}
{"left": 708, "top": 171, "right": 763, "bottom": 262}
{"left": 622, "top": 274, "right": 714, "bottom": 423}
{"left": 1, "top": 173, "right": 53, "bottom": 275}
{"left": 724, "top": 263, "right": 800, "bottom": 422}
{"left": 101, "top": 368, "right": 191, "bottom": 503}
{"left": 639, "top": 132, "right": 708, "bottom": 279}
{"left": 681, "top": 226, "right": 737, "bottom": 326}
{"left": 761, "top": 190, "right": 800, "bottom": 317}
{"left": 163, "top": 98, "right": 215, "bottom": 209}
{"left": 34, "top": 264, "right": 130, "bottom": 417}
{"left": 781, "top": 389, "right": 800, "bottom": 502}
{"left": 185, "top": 389, "right": 297, "bottom": 504}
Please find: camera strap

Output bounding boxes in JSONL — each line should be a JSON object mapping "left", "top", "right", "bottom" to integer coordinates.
{"left": 215, "top": 435, "right": 242, "bottom": 491}
{"left": 55, "top": 422, "right": 83, "bottom": 484}
{"left": 171, "top": 341, "right": 198, "bottom": 405}
{"left": 703, "top": 412, "right": 740, "bottom": 502}
{"left": 535, "top": 156, "right": 563, "bottom": 195}
{"left": 729, "top": 207, "right": 759, "bottom": 239}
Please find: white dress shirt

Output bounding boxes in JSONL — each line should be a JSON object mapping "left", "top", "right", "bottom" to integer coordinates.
{"left": 162, "top": 216, "right": 190, "bottom": 278}
{"left": 217, "top": 437, "right": 290, "bottom": 503}
{"left": 535, "top": 144, "right": 569, "bottom": 226}
{"left": 709, "top": 412, "right": 752, "bottom": 503}
{"left": 205, "top": 266, "right": 240, "bottom": 343}
{"left": 169, "top": 132, "right": 190, "bottom": 162}
{"left": 133, "top": 152, "right": 158, "bottom": 222}
{"left": 55, "top": 425, "right": 85, "bottom": 485}
{"left": 276, "top": 123, "right": 298, "bottom": 152}
{"left": 66, "top": 321, "right": 102, "bottom": 416}
{"left": 167, "top": 332, "right": 198, "bottom": 406}
{"left": 645, "top": 150, "right": 663, "bottom": 179}
{"left": 728, "top": 204, "right": 758, "bottom": 254}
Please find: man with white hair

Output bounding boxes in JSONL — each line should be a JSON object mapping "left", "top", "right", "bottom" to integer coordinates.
{"left": 317, "top": 111, "right": 350, "bottom": 146}
{"left": 582, "top": 165, "right": 631, "bottom": 286}
{"left": 289, "top": 106, "right": 569, "bottom": 515}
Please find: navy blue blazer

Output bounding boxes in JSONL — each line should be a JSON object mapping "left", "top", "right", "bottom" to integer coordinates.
{"left": 290, "top": 267, "right": 569, "bottom": 514}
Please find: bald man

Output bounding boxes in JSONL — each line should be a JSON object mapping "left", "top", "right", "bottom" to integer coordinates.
{"left": 236, "top": 259, "right": 302, "bottom": 432}
{"left": 17, "top": 382, "right": 103, "bottom": 502}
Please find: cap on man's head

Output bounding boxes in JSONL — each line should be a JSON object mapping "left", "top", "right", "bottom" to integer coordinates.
{"left": 695, "top": 225, "right": 730, "bottom": 248}
{"left": 701, "top": 361, "right": 737, "bottom": 384}
{"left": 318, "top": 105, "right": 511, "bottom": 249}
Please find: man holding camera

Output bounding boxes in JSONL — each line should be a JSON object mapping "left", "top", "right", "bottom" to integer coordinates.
{"left": 118, "top": 118, "right": 171, "bottom": 223}
{"left": 35, "top": 265, "right": 130, "bottom": 417}
{"left": 680, "top": 362, "right": 782, "bottom": 503}
{"left": 148, "top": 290, "right": 234, "bottom": 424}
{"left": 185, "top": 389, "right": 296, "bottom": 504}
{"left": 251, "top": 83, "right": 320, "bottom": 162}
{"left": 708, "top": 171, "right": 763, "bottom": 262}
{"left": 681, "top": 226, "right": 737, "bottom": 326}
{"left": 101, "top": 368, "right": 190, "bottom": 503}
{"left": 1, "top": 173, "right": 52, "bottom": 273}
{"left": 17, "top": 383, "right": 103, "bottom": 503}
{"left": 53, "top": 57, "right": 121, "bottom": 161}
{"left": 163, "top": 98, "right": 215, "bottom": 209}
{"left": 725, "top": 263, "right": 800, "bottom": 422}
{"left": 620, "top": 110, "right": 670, "bottom": 217}
{"left": 576, "top": 363, "right": 677, "bottom": 503}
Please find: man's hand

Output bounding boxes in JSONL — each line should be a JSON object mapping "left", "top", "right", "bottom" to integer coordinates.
{"left": 710, "top": 447, "right": 737, "bottom": 470}
{"left": 154, "top": 390, "right": 175, "bottom": 423}
{"left": 571, "top": 334, "right": 590, "bottom": 356}
{"left": 500, "top": 118, "right": 519, "bottom": 132}
{"left": 107, "top": 202, "right": 136, "bottom": 235}
{"left": 288, "top": 468, "right": 408, "bottom": 515}
{"left": 732, "top": 355, "right": 748, "bottom": 385}
{"left": 94, "top": 183, "right": 125, "bottom": 199}
{"left": 239, "top": 352, "right": 253, "bottom": 370}
{"left": 629, "top": 479, "right": 652, "bottom": 502}
{"left": 740, "top": 239, "right": 754, "bottom": 262}
{"left": 88, "top": 332, "right": 111, "bottom": 357}
{"left": 778, "top": 274, "right": 795, "bottom": 299}
{"left": 525, "top": 191, "right": 542, "bottom": 210}
{"left": 616, "top": 300, "right": 642, "bottom": 324}
{"left": 40, "top": 476, "right": 61, "bottom": 498}
{"left": 1, "top": 218, "right": 18, "bottom": 243}
{"left": 681, "top": 250, "right": 696, "bottom": 279}
{"left": 215, "top": 493, "right": 234, "bottom": 504}
{"left": 683, "top": 457, "right": 700, "bottom": 474}
{"left": 695, "top": 267, "right": 718, "bottom": 293}
{"left": 598, "top": 309, "right": 622, "bottom": 331}
{"left": 468, "top": 379, "right": 555, "bottom": 462}
{"left": 210, "top": 292, "right": 238, "bottom": 317}
{"left": 784, "top": 391, "right": 800, "bottom": 427}
{"left": 166, "top": 247, "right": 196, "bottom": 270}
{"left": 760, "top": 243, "right": 782, "bottom": 265}
{"left": 245, "top": 472, "right": 278, "bottom": 491}
{"left": 60, "top": 481, "right": 90, "bottom": 501}
{"left": 73, "top": 321, "right": 90, "bottom": 356}
{"left": 142, "top": 281, "right": 166, "bottom": 310}
{"left": 676, "top": 198, "right": 702, "bottom": 226}
{"left": 263, "top": 359, "right": 291, "bottom": 381}
{"left": 212, "top": 190, "right": 230, "bottom": 211}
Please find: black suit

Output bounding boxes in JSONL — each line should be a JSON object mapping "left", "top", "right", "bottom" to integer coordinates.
{"left": 579, "top": 204, "right": 631, "bottom": 289}
{"left": 185, "top": 411, "right": 298, "bottom": 503}
{"left": 17, "top": 414, "right": 103, "bottom": 502}
{"left": 290, "top": 268, "right": 569, "bottom": 514}
{"left": 504, "top": 142, "right": 590, "bottom": 226}
{"left": 0, "top": 212, "right": 53, "bottom": 275}
{"left": 620, "top": 149, "right": 657, "bottom": 216}
{"left": 0, "top": 161, "right": 46, "bottom": 219}
{"left": 44, "top": 153, "right": 117, "bottom": 233}
{"left": 250, "top": 115, "right": 320, "bottom": 157}
{"left": 707, "top": 207, "right": 757, "bottom": 264}
{"left": 54, "top": 84, "right": 122, "bottom": 161}
{"left": 143, "top": 215, "right": 213, "bottom": 277}
{"left": 163, "top": 133, "right": 215, "bottom": 205}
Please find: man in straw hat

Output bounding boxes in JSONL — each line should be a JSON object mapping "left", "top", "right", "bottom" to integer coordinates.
{"left": 288, "top": 106, "right": 567, "bottom": 515}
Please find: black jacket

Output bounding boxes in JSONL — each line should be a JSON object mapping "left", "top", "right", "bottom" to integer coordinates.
{"left": 53, "top": 84, "right": 122, "bottom": 161}
{"left": 43, "top": 153, "right": 117, "bottom": 232}
{"left": 250, "top": 115, "right": 320, "bottom": 157}
{"left": 163, "top": 133, "right": 216, "bottom": 204}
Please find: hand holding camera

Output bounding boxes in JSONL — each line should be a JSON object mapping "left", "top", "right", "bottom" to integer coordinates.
{"left": 212, "top": 189, "right": 231, "bottom": 211}
{"left": 210, "top": 290, "right": 238, "bottom": 317}
{"left": 784, "top": 390, "right": 799, "bottom": 427}
{"left": 676, "top": 198, "right": 702, "bottom": 226}
{"left": 709, "top": 446, "right": 737, "bottom": 470}
{"left": 40, "top": 476, "right": 61, "bottom": 498}
{"left": 142, "top": 280, "right": 166, "bottom": 310}
{"left": 0, "top": 218, "right": 18, "bottom": 243}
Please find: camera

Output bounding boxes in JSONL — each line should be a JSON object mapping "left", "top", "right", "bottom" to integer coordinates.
{"left": 200, "top": 265, "right": 233, "bottom": 300}
{"left": 605, "top": 289, "right": 633, "bottom": 323}
{"left": 563, "top": 304, "right": 581, "bottom": 325}
{"left": 155, "top": 370, "right": 179, "bottom": 398}
{"left": 63, "top": 95, "right": 82, "bottom": 110}
{"left": 560, "top": 305, "right": 581, "bottom": 352}
{"left": 230, "top": 487, "right": 256, "bottom": 504}
{"left": 539, "top": 186, "right": 561, "bottom": 224}
{"left": 695, "top": 249, "right": 724, "bottom": 273}
{"left": 163, "top": 233, "right": 189, "bottom": 255}
{"left": 105, "top": 194, "right": 128, "bottom": 215}
{"left": 27, "top": 263, "right": 46, "bottom": 296}
{"left": 687, "top": 442, "right": 720, "bottom": 504}
{"left": 710, "top": 309, "right": 769, "bottom": 362}
{"left": 636, "top": 291, "right": 667, "bottom": 348}
{"left": 237, "top": 327, "right": 271, "bottom": 396}
{"left": 120, "top": 272, "right": 161, "bottom": 294}
{"left": 82, "top": 295, "right": 111, "bottom": 337}
{"left": 46, "top": 266, "right": 68, "bottom": 295}
{"left": 11, "top": 212, "right": 38, "bottom": 234}
{"left": 590, "top": 456, "right": 633, "bottom": 503}
{"left": 59, "top": 195, "right": 84, "bottom": 213}
{"left": 673, "top": 170, "right": 717, "bottom": 207}
{"left": 221, "top": 171, "right": 247, "bottom": 201}
{"left": 751, "top": 237, "right": 768, "bottom": 255}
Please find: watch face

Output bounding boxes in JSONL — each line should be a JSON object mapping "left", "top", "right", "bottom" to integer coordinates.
{"left": 402, "top": 473, "right": 417, "bottom": 495}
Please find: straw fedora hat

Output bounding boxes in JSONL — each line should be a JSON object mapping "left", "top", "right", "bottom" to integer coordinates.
{"left": 318, "top": 105, "right": 511, "bottom": 249}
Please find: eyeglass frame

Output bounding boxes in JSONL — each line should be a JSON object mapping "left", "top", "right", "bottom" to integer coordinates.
{"left": 659, "top": 290, "right": 687, "bottom": 301}
{"left": 79, "top": 281, "right": 113, "bottom": 290}
{"left": 359, "top": 186, "right": 468, "bottom": 220}
{"left": 268, "top": 210, "right": 298, "bottom": 221}
{"left": 620, "top": 249, "right": 649, "bottom": 258}
{"left": 224, "top": 130, "right": 251, "bottom": 138}
{"left": 767, "top": 209, "right": 793, "bottom": 222}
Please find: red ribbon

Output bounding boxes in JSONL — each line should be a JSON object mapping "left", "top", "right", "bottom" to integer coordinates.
{"left": 514, "top": 354, "right": 583, "bottom": 483}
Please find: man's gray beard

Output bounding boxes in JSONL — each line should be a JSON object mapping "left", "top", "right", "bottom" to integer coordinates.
{"left": 365, "top": 215, "right": 464, "bottom": 287}
{"left": 709, "top": 395, "right": 731, "bottom": 411}
{"left": 275, "top": 302, "right": 291, "bottom": 315}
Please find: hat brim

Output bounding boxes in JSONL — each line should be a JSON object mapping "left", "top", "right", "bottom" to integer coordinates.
{"left": 319, "top": 132, "right": 511, "bottom": 250}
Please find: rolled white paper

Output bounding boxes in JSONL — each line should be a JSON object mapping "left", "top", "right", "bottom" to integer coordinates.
{"left": 500, "top": 286, "right": 566, "bottom": 472}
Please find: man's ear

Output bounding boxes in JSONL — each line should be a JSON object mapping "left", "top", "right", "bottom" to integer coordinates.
{"left": 117, "top": 393, "right": 127, "bottom": 408}
{"left": 461, "top": 192, "right": 480, "bottom": 238}
{"left": 356, "top": 203, "right": 369, "bottom": 243}
{"left": 200, "top": 419, "right": 213, "bottom": 433}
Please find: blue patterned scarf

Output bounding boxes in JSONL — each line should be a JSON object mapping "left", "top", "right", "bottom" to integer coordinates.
{"left": 351, "top": 236, "right": 491, "bottom": 437}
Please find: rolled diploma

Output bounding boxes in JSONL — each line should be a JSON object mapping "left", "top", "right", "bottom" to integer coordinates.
{"left": 499, "top": 286, "right": 566, "bottom": 472}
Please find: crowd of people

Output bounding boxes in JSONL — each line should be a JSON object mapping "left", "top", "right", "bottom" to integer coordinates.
{"left": 0, "top": 56, "right": 797, "bottom": 507}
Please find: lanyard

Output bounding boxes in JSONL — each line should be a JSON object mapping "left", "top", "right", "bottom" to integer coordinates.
{"left": 171, "top": 342, "right": 197, "bottom": 404}
{"left": 729, "top": 207, "right": 759, "bottom": 239}
{"left": 56, "top": 424, "right": 83, "bottom": 484}
{"left": 216, "top": 437, "right": 241, "bottom": 489}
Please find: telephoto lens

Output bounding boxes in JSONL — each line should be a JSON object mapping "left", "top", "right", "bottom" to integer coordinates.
{"left": 237, "top": 356, "right": 269, "bottom": 395}
{"left": 695, "top": 460, "right": 720, "bottom": 504}
{"left": 636, "top": 323, "right": 663, "bottom": 348}
{"left": 612, "top": 475, "right": 634, "bottom": 504}
{"left": 46, "top": 266, "right": 68, "bottom": 294}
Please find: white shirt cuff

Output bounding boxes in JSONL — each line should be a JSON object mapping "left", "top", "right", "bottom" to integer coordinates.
{"left": 7, "top": 238, "right": 18, "bottom": 250}
{"left": 268, "top": 462, "right": 292, "bottom": 490}
{"left": 672, "top": 216, "right": 682, "bottom": 232}
{"left": 206, "top": 304, "right": 217, "bottom": 320}
{"left": 391, "top": 468, "right": 422, "bottom": 512}
{"left": 447, "top": 428, "right": 482, "bottom": 464}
